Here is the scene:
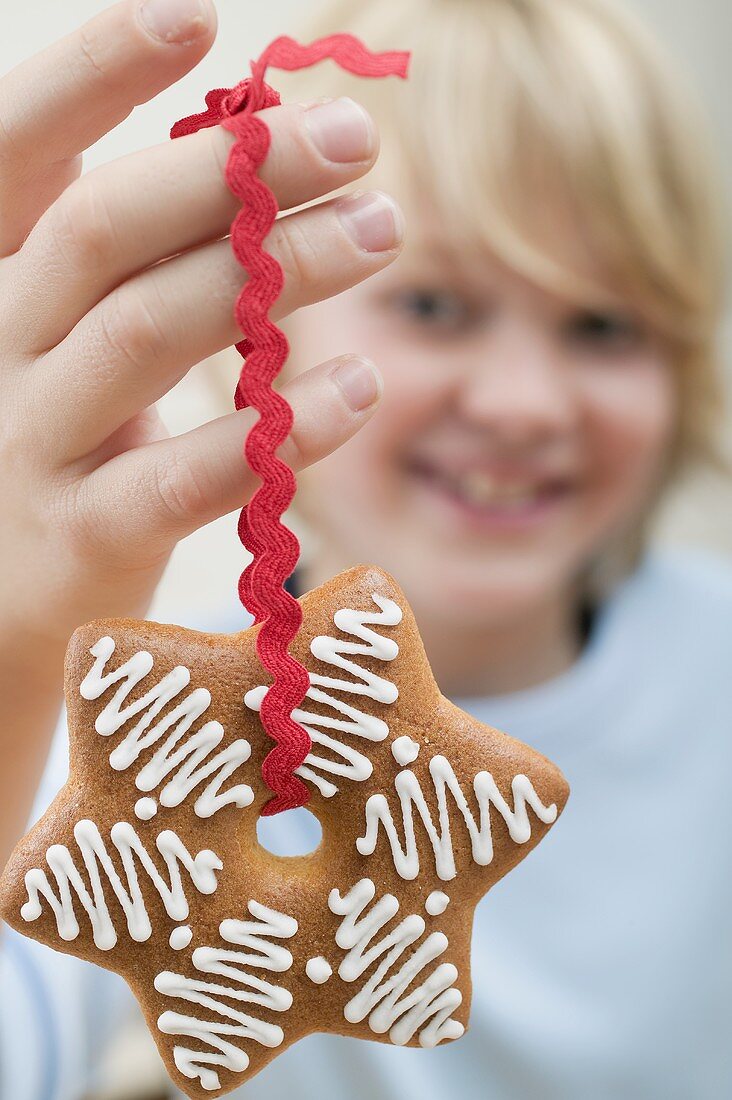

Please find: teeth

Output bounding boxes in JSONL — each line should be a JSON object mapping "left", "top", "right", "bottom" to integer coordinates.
{"left": 458, "top": 472, "right": 494, "bottom": 505}
{"left": 454, "top": 472, "right": 537, "bottom": 508}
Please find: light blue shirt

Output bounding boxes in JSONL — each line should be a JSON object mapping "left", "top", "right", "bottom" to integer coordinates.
{"left": 4, "top": 550, "right": 732, "bottom": 1100}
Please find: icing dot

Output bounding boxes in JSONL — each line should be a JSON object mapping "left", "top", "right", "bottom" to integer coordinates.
{"left": 391, "top": 735, "right": 420, "bottom": 767}
{"left": 134, "top": 797, "right": 158, "bottom": 821}
{"left": 169, "top": 925, "right": 193, "bottom": 951}
{"left": 306, "top": 956, "right": 333, "bottom": 985}
{"left": 425, "top": 891, "right": 450, "bottom": 917}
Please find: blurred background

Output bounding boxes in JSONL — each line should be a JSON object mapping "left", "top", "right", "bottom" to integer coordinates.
{"left": 2, "top": 2, "right": 730, "bottom": 1096}
{"left": 2, "top": 0, "right": 730, "bottom": 632}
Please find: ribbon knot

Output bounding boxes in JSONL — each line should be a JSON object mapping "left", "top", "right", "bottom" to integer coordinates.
{"left": 171, "top": 79, "right": 281, "bottom": 140}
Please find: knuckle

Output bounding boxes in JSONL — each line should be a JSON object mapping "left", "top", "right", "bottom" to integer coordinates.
{"left": 151, "top": 449, "right": 210, "bottom": 527}
{"left": 282, "top": 429, "right": 305, "bottom": 473}
{"left": 75, "top": 24, "right": 119, "bottom": 94}
{"left": 52, "top": 174, "right": 118, "bottom": 268}
{"left": 272, "top": 217, "right": 325, "bottom": 299}
{"left": 99, "top": 284, "right": 168, "bottom": 374}
{"left": 266, "top": 103, "right": 324, "bottom": 179}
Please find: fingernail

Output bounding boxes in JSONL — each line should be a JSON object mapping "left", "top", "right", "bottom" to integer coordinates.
{"left": 305, "top": 97, "right": 376, "bottom": 164}
{"left": 337, "top": 190, "right": 404, "bottom": 253}
{"left": 333, "top": 357, "right": 383, "bottom": 412}
{"left": 139, "top": 0, "right": 209, "bottom": 44}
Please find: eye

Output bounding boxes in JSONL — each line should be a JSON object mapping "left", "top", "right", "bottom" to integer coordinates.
{"left": 389, "top": 287, "right": 476, "bottom": 333}
{"left": 564, "top": 309, "right": 644, "bottom": 353}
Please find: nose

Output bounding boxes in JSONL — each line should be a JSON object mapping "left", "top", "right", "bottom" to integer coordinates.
{"left": 454, "top": 319, "right": 578, "bottom": 446}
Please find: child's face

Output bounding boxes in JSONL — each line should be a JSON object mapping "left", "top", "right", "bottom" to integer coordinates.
{"left": 292, "top": 205, "right": 676, "bottom": 626}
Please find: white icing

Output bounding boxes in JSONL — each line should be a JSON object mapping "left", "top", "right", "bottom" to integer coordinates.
{"left": 305, "top": 956, "right": 333, "bottom": 984}
{"left": 391, "top": 735, "right": 420, "bottom": 766}
{"left": 245, "top": 594, "right": 402, "bottom": 798}
{"left": 357, "top": 755, "right": 558, "bottom": 881}
{"left": 328, "top": 879, "right": 463, "bottom": 1048}
{"left": 425, "top": 891, "right": 450, "bottom": 917}
{"left": 156, "top": 901, "right": 298, "bottom": 1092}
{"left": 170, "top": 925, "right": 193, "bottom": 951}
{"left": 135, "top": 797, "right": 158, "bottom": 821}
{"left": 20, "top": 820, "right": 221, "bottom": 951}
{"left": 80, "top": 637, "right": 254, "bottom": 819}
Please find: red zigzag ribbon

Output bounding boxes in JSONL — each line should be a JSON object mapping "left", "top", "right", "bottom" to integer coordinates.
{"left": 171, "top": 35, "right": 409, "bottom": 816}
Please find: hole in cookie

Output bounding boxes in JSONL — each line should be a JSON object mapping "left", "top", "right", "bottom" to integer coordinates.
{"left": 256, "top": 807, "right": 322, "bottom": 857}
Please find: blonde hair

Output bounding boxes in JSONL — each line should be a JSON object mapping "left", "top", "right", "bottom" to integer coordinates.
{"left": 275, "top": 0, "right": 726, "bottom": 467}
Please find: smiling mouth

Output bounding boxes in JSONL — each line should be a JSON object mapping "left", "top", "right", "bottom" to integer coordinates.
{"left": 406, "top": 459, "right": 574, "bottom": 527}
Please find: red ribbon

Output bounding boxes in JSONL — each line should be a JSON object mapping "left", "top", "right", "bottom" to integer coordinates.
{"left": 171, "top": 35, "right": 410, "bottom": 816}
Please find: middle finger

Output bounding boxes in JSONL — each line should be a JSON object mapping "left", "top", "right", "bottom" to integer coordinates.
{"left": 38, "top": 188, "right": 403, "bottom": 464}
{"left": 11, "top": 97, "right": 377, "bottom": 352}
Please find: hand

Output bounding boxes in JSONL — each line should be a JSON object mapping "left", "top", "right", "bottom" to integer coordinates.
{"left": 0, "top": 0, "right": 403, "bottom": 651}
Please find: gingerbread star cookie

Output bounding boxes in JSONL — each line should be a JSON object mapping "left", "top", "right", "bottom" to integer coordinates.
{"left": 0, "top": 566, "right": 569, "bottom": 1098}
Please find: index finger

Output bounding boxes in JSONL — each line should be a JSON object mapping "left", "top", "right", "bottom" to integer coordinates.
{"left": 0, "top": 0, "right": 217, "bottom": 255}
